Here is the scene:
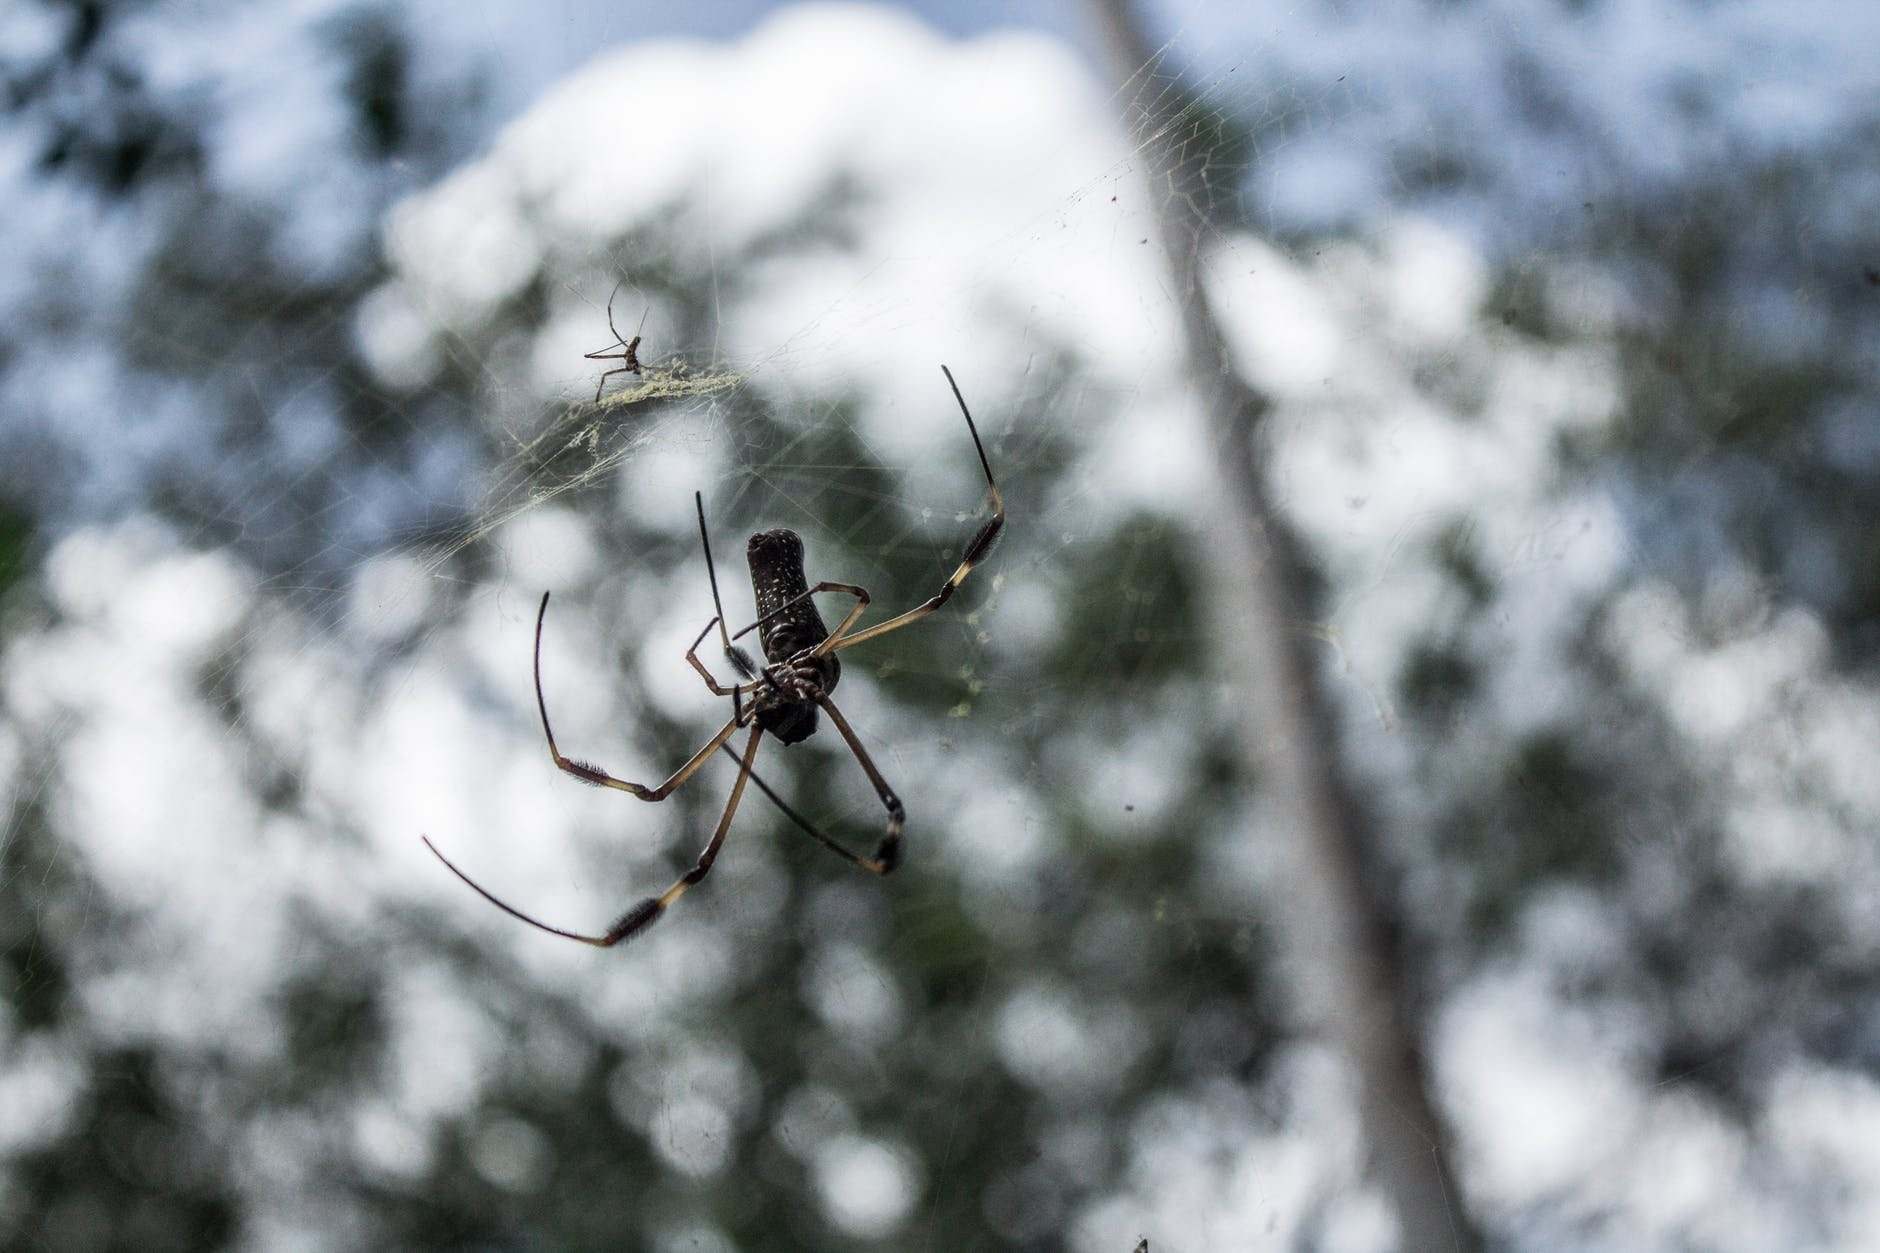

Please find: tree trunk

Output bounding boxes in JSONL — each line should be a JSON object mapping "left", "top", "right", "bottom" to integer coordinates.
{"left": 1084, "top": 4, "right": 1483, "bottom": 1248}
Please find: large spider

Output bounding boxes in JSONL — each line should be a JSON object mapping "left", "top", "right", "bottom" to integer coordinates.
{"left": 422, "top": 366, "right": 1003, "bottom": 947}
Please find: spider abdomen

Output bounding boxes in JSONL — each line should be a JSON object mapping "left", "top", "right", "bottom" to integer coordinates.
{"left": 747, "top": 528, "right": 840, "bottom": 745}
{"left": 747, "top": 530, "right": 840, "bottom": 672}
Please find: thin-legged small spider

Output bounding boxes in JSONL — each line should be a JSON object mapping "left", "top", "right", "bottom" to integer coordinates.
{"left": 422, "top": 365, "right": 1004, "bottom": 947}
{"left": 584, "top": 285, "right": 646, "bottom": 402}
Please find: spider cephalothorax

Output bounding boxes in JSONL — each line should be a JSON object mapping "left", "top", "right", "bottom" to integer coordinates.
{"left": 423, "top": 365, "right": 1003, "bottom": 948}
{"left": 746, "top": 658, "right": 827, "bottom": 744}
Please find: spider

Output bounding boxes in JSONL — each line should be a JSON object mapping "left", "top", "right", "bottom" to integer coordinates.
{"left": 422, "top": 365, "right": 1003, "bottom": 947}
{"left": 584, "top": 285, "right": 646, "bottom": 402}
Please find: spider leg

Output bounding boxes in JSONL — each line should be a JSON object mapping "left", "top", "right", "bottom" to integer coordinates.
{"left": 535, "top": 591, "right": 747, "bottom": 797}
{"left": 726, "top": 582, "right": 870, "bottom": 649}
{"left": 588, "top": 360, "right": 641, "bottom": 404}
{"left": 814, "top": 695, "right": 903, "bottom": 874}
{"left": 422, "top": 836, "right": 622, "bottom": 946}
{"left": 717, "top": 366, "right": 997, "bottom": 659}
{"left": 603, "top": 279, "right": 627, "bottom": 346}
{"left": 421, "top": 725, "right": 766, "bottom": 947}
{"left": 588, "top": 283, "right": 646, "bottom": 364}
{"left": 690, "top": 492, "right": 763, "bottom": 698}
{"left": 612, "top": 723, "right": 766, "bottom": 940}
{"left": 822, "top": 364, "right": 1003, "bottom": 656}
{"left": 729, "top": 754, "right": 888, "bottom": 873}
{"left": 684, "top": 615, "right": 772, "bottom": 698}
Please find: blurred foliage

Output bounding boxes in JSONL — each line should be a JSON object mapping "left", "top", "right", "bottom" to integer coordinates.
{"left": 1, "top": 799, "right": 73, "bottom": 1036}
{"left": 10, "top": 1047, "right": 239, "bottom": 1252}
{"left": 1584, "top": 134, "right": 1880, "bottom": 665}
{"left": 1439, "top": 728, "right": 1620, "bottom": 939}
{"left": 0, "top": 508, "right": 31, "bottom": 604}
{"left": 1049, "top": 513, "right": 1202, "bottom": 687}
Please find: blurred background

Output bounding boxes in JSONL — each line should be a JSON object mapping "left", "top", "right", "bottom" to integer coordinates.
{"left": 3, "top": 1, "right": 1878, "bottom": 1249}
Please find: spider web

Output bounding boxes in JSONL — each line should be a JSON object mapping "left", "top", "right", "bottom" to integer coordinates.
{"left": 4, "top": 3, "right": 1880, "bottom": 1251}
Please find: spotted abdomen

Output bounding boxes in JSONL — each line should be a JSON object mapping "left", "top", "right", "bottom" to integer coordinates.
{"left": 746, "top": 528, "right": 839, "bottom": 743}
{"left": 748, "top": 528, "right": 841, "bottom": 677}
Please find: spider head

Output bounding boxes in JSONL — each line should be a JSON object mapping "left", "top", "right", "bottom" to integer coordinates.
{"left": 752, "top": 651, "right": 834, "bottom": 745}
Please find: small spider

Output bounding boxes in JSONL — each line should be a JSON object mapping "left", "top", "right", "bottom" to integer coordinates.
{"left": 423, "top": 365, "right": 1004, "bottom": 947}
{"left": 584, "top": 284, "right": 646, "bottom": 402}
